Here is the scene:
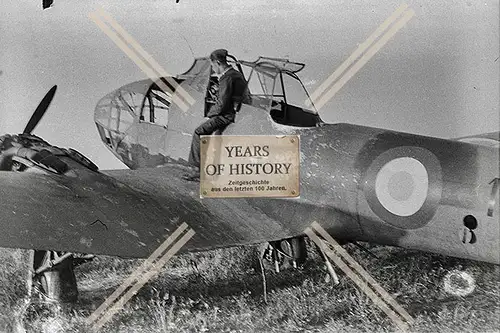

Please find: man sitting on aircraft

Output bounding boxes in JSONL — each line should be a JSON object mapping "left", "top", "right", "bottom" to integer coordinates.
{"left": 183, "top": 49, "right": 249, "bottom": 181}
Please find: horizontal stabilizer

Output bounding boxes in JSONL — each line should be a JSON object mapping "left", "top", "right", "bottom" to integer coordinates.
{"left": 454, "top": 131, "right": 500, "bottom": 148}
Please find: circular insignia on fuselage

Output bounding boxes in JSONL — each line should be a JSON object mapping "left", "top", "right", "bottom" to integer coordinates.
{"left": 363, "top": 146, "right": 442, "bottom": 229}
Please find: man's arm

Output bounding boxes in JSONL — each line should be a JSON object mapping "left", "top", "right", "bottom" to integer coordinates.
{"left": 206, "top": 75, "right": 234, "bottom": 118}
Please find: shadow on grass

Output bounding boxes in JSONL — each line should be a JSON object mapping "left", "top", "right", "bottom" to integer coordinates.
{"left": 76, "top": 256, "right": 328, "bottom": 311}
{"left": 15, "top": 244, "right": 500, "bottom": 333}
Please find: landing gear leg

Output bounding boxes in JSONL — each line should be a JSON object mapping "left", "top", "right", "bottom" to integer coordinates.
{"left": 317, "top": 243, "right": 340, "bottom": 285}
{"left": 257, "top": 252, "right": 268, "bottom": 303}
{"left": 255, "top": 236, "right": 308, "bottom": 303}
{"left": 259, "top": 236, "right": 308, "bottom": 273}
{"left": 32, "top": 250, "right": 78, "bottom": 303}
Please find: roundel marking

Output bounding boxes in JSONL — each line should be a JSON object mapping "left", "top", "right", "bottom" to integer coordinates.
{"left": 363, "top": 146, "right": 442, "bottom": 230}
{"left": 375, "top": 157, "right": 429, "bottom": 217}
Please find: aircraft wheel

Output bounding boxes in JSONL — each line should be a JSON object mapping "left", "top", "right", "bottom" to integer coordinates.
{"left": 284, "top": 236, "right": 308, "bottom": 267}
{"left": 33, "top": 250, "right": 79, "bottom": 303}
{"left": 254, "top": 236, "right": 308, "bottom": 273}
{"left": 39, "top": 260, "right": 78, "bottom": 303}
{"left": 40, "top": 270, "right": 62, "bottom": 301}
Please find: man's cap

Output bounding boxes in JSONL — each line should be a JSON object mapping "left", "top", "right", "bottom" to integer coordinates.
{"left": 210, "top": 49, "right": 228, "bottom": 62}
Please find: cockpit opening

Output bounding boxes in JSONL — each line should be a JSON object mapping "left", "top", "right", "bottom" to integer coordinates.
{"left": 235, "top": 57, "right": 323, "bottom": 128}
{"left": 140, "top": 85, "right": 172, "bottom": 127}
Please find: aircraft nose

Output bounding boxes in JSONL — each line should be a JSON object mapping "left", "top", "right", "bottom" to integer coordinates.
{"left": 95, "top": 89, "right": 136, "bottom": 134}
{"left": 94, "top": 86, "right": 140, "bottom": 151}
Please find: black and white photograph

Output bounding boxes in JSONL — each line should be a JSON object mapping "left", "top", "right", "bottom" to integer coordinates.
{"left": 0, "top": 1, "right": 498, "bottom": 332}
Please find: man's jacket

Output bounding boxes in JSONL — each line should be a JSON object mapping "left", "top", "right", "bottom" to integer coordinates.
{"left": 205, "top": 67, "right": 249, "bottom": 119}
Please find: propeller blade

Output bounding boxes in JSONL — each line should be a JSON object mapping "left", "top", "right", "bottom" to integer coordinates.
{"left": 23, "top": 85, "right": 57, "bottom": 134}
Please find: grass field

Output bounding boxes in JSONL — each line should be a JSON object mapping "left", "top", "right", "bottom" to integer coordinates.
{"left": 1, "top": 241, "right": 499, "bottom": 333}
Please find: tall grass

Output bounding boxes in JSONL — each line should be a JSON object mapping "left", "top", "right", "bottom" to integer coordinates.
{"left": 1, "top": 243, "right": 498, "bottom": 333}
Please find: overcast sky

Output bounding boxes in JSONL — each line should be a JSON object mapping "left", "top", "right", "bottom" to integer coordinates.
{"left": 1, "top": 0, "right": 498, "bottom": 169}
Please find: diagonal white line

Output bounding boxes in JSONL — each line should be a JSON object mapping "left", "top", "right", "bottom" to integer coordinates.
{"left": 86, "top": 222, "right": 188, "bottom": 325}
{"left": 305, "top": 228, "right": 410, "bottom": 332}
{"left": 89, "top": 11, "right": 190, "bottom": 112}
{"left": 311, "top": 221, "right": 414, "bottom": 325}
{"left": 95, "top": 7, "right": 195, "bottom": 106}
{"left": 306, "top": 3, "right": 409, "bottom": 107}
{"left": 92, "top": 228, "right": 195, "bottom": 330}
{"left": 314, "top": 9, "right": 415, "bottom": 110}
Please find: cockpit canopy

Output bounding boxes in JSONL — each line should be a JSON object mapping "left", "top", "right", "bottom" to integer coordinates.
{"left": 94, "top": 78, "right": 177, "bottom": 151}
{"left": 94, "top": 55, "right": 322, "bottom": 150}
{"left": 236, "top": 56, "right": 322, "bottom": 127}
{"left": 179, "top": 55, "right": 322, "bottom": 127}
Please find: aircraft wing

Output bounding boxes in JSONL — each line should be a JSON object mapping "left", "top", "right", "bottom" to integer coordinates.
{"left": 2, "top": 123, "right": 499, "bottom": 264}
{"left": 0, "top": 163, "right": 300, "bottom": 258}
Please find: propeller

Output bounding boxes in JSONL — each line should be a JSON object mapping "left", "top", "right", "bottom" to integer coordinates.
{"left": 23, "top": 85, "right": 57, "bottom": 135}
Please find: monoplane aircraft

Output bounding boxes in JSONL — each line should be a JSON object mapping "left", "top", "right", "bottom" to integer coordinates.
{"left": 0, "top": 55, "right": 498, "bottom": 301}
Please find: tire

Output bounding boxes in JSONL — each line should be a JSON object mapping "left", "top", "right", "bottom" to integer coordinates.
{"left": 288, "top": 236, "right": 308, "bottom": 266}
{"left": 39, "top": 260, "right": 78, "bottom": 303}
{"left": 253, "top": 237, "right": 308, "bottom": 273}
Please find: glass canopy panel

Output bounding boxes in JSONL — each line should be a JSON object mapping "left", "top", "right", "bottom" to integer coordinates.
{"left": 245, "top": 64, "right": 279, "bottom": 111}
{"left": 94, "top": 88, "right": 141, "bottom": 134}
{"left": 113, "top": 90, "right": 137, "bottom": 132}
{"left": 281, "top": 73, "right": 313, "bottom": 110}
{"left": 140, "top": 87, "right": 172, "bottom": 127}
{"left": 94, "top": 95, "right": 113, "bottom": 127}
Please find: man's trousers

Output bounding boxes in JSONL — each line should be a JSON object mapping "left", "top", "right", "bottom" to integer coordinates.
{"left": 188, "top": 115, "right": 233, "bottom": 168}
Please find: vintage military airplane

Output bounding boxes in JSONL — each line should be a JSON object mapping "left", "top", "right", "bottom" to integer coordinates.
{"left": 0, "top": 55, "right": 498, "bottom": 302}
